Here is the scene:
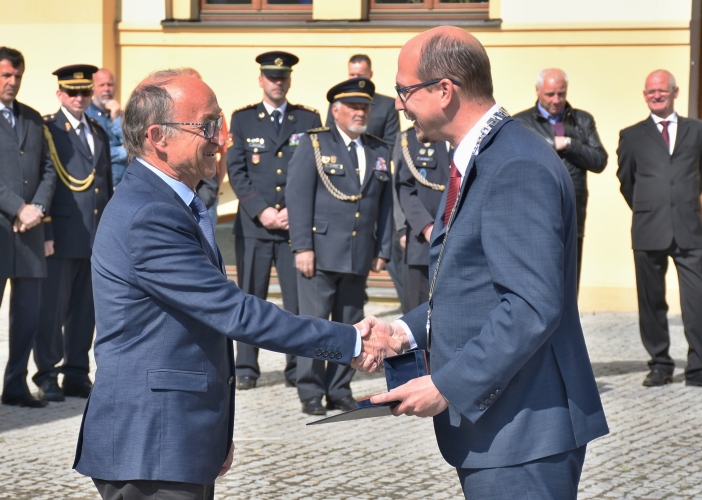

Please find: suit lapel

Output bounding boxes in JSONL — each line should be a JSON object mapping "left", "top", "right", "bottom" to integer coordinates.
{"left": 0, "top": 107, "right": 18, "bottom": 142}
{"left": 643, "top": 116, "right": 671, "bottom": 155}
{"left": 330, "top": 127, "right": 360, "bottom": 186}
{"left": 89, "top": 121, "right": 104, "bottom": 167}
{"left": 673, "top": 117, "right": 689, "bottom": 156}
{"left": 274, "top": 105, "right": 296, "bottom": 150}
{"left": 15, "top": 102, "right": 28, "bottom": 146}
{"left": 360, "top": 137, "right": 377, "bottom": 192}
{"left": 56, "top": 110, "right": 92, "bottom": 162}
{"left": 255, "top": 103, "right": 278, "bottom": 146}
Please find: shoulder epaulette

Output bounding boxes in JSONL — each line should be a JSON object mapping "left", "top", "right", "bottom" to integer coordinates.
{"left": 403, "top": 126, "right": 414, "bottom": 133}
{"left": 364, "top": 133, "right": 387, "bottom": 145}
{"left": 293, "top": 104, "right": 319, "bottom": 114}
{"left": 43, "top": 114, "right": 56, "bottom": 124}
{"left": 232, "top": 103, "right": 258, "bottom": 114}
{"left": 307, "top": 126, "right": 330, "bottom": 134}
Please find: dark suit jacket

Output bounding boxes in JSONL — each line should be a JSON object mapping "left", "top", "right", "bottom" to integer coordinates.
{"left": 0, "top": 101, "right": 56, "bottom": 280}
{"left": 228, "top": 102, "right": 321, "bottom": 241}
{"left": 401, "top": 117, "right": 608, "bottom": 469}
{"left": 43, "top": 109, "right": 112, "bottom": 259}
{"left": 617, "top": 115, "right": 702, "bottom": 250}
{"left": 393, "top": 128, "right": 450, "bottom": 266}
{"left": 287, "top": 127, "right": 393, "bottom": 276}
{"left": 326, "top": 93, "right": 400, "bottom": 151}
{"left": 74, "top": 160, "right": 357, "bottom": 484}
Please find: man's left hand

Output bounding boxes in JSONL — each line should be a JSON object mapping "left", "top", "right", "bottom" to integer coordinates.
{"left": 554, "top": 136, "right": 568, "bottom": 151}
{"left": 104, "top": 99, "right": 122, "bottom": 120}
{"left": 371, "top": 257, "right": 387, "bottom": 272}
{"left": 218, "top": 444, "right": 234, "bottom": 477}
{"left": 370, "top": 375, "right": 449, "bottom": 417}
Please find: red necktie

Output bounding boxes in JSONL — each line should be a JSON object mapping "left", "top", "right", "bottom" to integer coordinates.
{"left": 444, "top": 160, "right": 462, "bottom": 226}
{"left": 660, "top": 121, "right": 670, "bottom": 151}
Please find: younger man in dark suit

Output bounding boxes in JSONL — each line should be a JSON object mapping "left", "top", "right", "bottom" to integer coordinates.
{"left": 33, "top": 65, "right": 112, "bottom": 401}
{"left": 617, "top": 69, "right": 702, "bottom": 387}
{"left": 0, "top": 47, "right": 56, "bottom": 408}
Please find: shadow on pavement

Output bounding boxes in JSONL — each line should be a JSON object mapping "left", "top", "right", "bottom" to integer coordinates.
{"left": 0, "top": 397, "right": 86, "bottom": 434}
{"left": 591, "top": 360, "right": 649, "bottom": 378}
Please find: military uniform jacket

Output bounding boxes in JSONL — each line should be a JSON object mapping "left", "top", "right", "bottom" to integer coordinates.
{"left": 286, "top": 126, "right": 393, "bottom": 276}
{"left": 228, "top": 102, "right": 321, "bottom": 241}
{"left": 393, "top": 128, "right": 450, "bottom": 267}
{"left": 0, "top": 100, "right": 57, "bottom": 280}
{"left": 43, "top": 110, "right": 112, "bottom": 259}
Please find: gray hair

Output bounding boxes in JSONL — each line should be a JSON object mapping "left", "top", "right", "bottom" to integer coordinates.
{"left": 122, "top": 70, "right": 181, "bottom": 161}
{"left": 416, "top": 33, "right": 493, "bottom": 103}
{"left": 646, "top": 69, "right": 676, "bottom": 90}
{"left": 536, "top": 69, "right": 568, "bottom": 89}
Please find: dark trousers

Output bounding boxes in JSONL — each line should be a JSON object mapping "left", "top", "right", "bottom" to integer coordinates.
{"left": 296, "top": 270, "right": 365, "bottom": 402}
{"left": 576, "top": 235, "right": 583, "bottom": 294}
{"left": 634, "top": 241, "right": 702, "bottom": 378}
{"left": 33, "top": 257, "right": 95, "bottom": 385}
{"left": 235, "top": 237, "right": 298, "bottom": 381}
{"left": 403, "top": 264, "right": 429, "bottom": 311}
{"left": 386, "top": 231, "right": 409, "bottom": 313}
{"left": 93, "top": 479, "right": 214, "bottom": 500}
{"left": 1, "top": 278, "right": 41, "bottom": 400}
{"left": 457, "top": 445, "right": 586, "bottom": 500}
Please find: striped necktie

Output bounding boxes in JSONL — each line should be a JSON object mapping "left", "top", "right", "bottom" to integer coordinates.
{"left": 443, "top": 160, "right": 462, "bottom": 226}
{"left": 189, "top": 194, "right": 217, "bottom": 257}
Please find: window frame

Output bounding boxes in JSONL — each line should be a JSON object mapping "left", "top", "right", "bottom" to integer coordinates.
{"left": 200, "top": 0, "right": 313, "bottom": 22}
{"left": 369, "top": 0, "right": 489, "bottom": 20}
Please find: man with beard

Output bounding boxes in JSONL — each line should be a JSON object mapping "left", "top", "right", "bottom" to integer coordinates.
{"left": 86, "top": 68, "right": 127, "bottom": 187}
{"left": 286, "top": 77, "right": 393, "bottom": 415}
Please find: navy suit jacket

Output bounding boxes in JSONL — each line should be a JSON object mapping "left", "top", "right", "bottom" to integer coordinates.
{"left": 401, "top": 117, "right": 608, "bottom": 469}
{"left": 74, "top": 160, "right": 357, "bottom": 484}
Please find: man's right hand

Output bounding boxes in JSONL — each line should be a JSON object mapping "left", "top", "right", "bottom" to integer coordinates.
{"left": 295, "top": 250, "right": 315, "bottom": 278}
{"left": 351, "top": 316, "right": 404, "bottom": 372}
{"left": 45, "top": 240, "right": 54, "bottom": 257}
{"left": 422, "top": 223, "right": 434, "bottom": 242}
{"left": 14, "top": 203, "right": 44, "bottom": 233}
{"left": 399, "top": 235, "right": 407, "bottom": 248}
{"left": 257, "top": 207, "right": 280, "bottom": 230}
{"left": 104, "top": 99, "right": 122, "bottom": 120}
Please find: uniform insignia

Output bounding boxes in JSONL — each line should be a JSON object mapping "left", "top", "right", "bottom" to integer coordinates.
{"left": 258, "top": 112, "right": 265, "bottom": 119}
{"left": 419, "top": 168, "right": 427, "bottom": 178}
{"left": 330, "top": 155, "right": 337, "bottom": 163}
{"left": 289, "top": 133, "right": 303, "bottom": 147}
{"left": 288, "top": 114, "right": 294, "bottom": 121}
{"left": 423, "top": 142, "right": 431, "bottom": 147}
{"left": 295, "top": 104, "right": 320, "bottom": 114}
{"left": 321, "top": 156, "right": 330, "bottom": 164}
{"left": 42, "top": 114, "right": 56, "bottom": 123}
{"left": 419, "top": 148, "right": 426, "bottom": 155}
{"left": 233, "top": 103, "right": 258, "bottom": 114}
{"left": 428, "top": 149, "right": 435, "bottom": 156}
{"left": 274, "top": 57, "right": 284, "bottom": 67}
{"left": 374, "top": 157, "right": 388, "bottom": 171}
{"left": 252, "top": 154, "right": 260, "bottom": 164}
{"left": 359, "top": 80, "right": 366, "bottom": 88}
{"left": 65, "top": 122, "right": 72, "bottom": 131}
{"left": 307, "top": 126, "right": 330, "bottom": 134}
{"left": 227, "top": 133, "right": 234, "bottom": 148}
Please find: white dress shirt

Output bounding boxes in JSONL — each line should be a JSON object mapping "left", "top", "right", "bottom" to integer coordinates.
{"left": 336, "top": 125, "right": 366, "bottom": 183}
{"left": 61, "top": 106, "right": 95, "bottom": 155}
{"left": 262, "top": 100, "right": 287, "bottom": 127}
{"left": 0, "top": 101, "right": 15, "bottom": 128}
{"left": 651, "top": 112, "right": 677, "bottom": 155}
{"left": 396, "top": 102, "right": 503, "bottom": 349}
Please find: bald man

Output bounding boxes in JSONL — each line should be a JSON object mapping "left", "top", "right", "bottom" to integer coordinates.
{"left": 514, "top": 69, "right": 608, "bottom": 292}
{"left": 363, "top": 27, "right": 608, "bottom": 498}
{"left": 617, "top": 70, "right": 702, "bottom": 388}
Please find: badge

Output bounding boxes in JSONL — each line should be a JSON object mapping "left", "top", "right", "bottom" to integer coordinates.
{"left": 289, "top": 133, "right": 302, "bottom": 147}
{"left": 423, "top": 142, "right": 431, "bottom": 147}
{"left": 288, "top": 115, "right": 294, "bottom": 121}
{"left": 374, "top": 157, "right": 388, "bottom": 171}
{"left": 321, "top": 156, "right": 331, "bottom": 164}
{"left": 419, "top": 168, "right": 427, "bottom": 178}
{"left": 252, "top": 154, "right": 260, "bottom": 164}
{"left": 65, "top": 122, "right": 72, "bottom": 131}
{"left": 419, "top": 148, "right": 426, "bottom": 155}
{"left": 330, "top": 156, "right": 337, "bottom": 163}
{"left": 227, "top": 133, "right": 234, "bottom": 148}
{"left": 258, "top": 112, "right": 265, "bottom": 119}
{"left": 428, "top": 149, "right": 434, "bottom": 156}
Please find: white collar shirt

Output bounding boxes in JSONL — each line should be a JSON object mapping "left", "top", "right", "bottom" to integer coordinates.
{"left": 137, "top": 158, "right": 195, "bottom": 207}
{"left": 0, "top": 101, "right": 15, "bottom": 128}
{"left": 651, "top": 112, "right": 678, "bottom": 155}
{"left": 262, "top": 100, "right": 288, "bottom": 126}
{"left": 61, "top": 106, "right": 95, "bottom": 155}
{"left": 452, "top": 103, "right": 502, "bottom": 184}
{"left": 336, "top": 125, "right": 366, "bottom": 183}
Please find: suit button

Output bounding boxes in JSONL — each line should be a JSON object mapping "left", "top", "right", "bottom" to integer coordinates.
{"left": 88, "top": 156, "right": 93, "bottom": 161}
{"left": 484, "top": 399, "right": 491, "bottom": 405}
{"left": 336, "top": 352, "right": 342, "bottom": 359}
{"left": 19, "top": 150, "right": 23, "bottom": 155}
{"left": 490, "top": 393, "right": 496, "bottom": 400}
{"left": 312, "top": 226, "right": 317, "bottom": 232}
{"left": 94, "top": 188, "right": 99, "bottom": 194}
{"left": 355, "top": 212, "right": 360, "bottom": 218}
{"left": 322, "top": 350, "right": 329, "bottom": 357}
{"left": 275, "top": 204, "right": 281, "bottom": 209}
{"left": 277, "top": 152, "right": 283, "bottom": 157}
{"left": 23, "top": 179, "right": 28, "bottom": 184}
{"left": 315, "top": 349, "right": 322, "bottom": 356}
{"left": 94, "top": 209, "right": 98, "bottom": 215}
{"left": 494, "top": 389, "right": 500, "bottom": 395}
{"left": 479, "top": 404, "right": 486, "bottom": 411}
{"left": 228, "top": 376, "right": 234, "bottom": 386}
{"left": 330, "top": 169, "right": 336, "bottom": 174}
{"left": 277, "top": 169, "right": 282, "bottom": 174}
{"left": 276, "top": 186, "right": 281, "bottom": 192}
{"left": 352, "top": 231, "right": 357, "bottom": 237}
{"left": 254, "top": 147, "right": 259, "bottom": 153}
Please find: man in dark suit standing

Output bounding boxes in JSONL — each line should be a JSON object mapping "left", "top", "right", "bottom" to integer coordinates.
{"left": 393, "top": 128, "right": 449, "bottom": 310}
{"left": 368, "top": 27, "right": 608, "bottom": 498}
{"left": 74, "top": 71, "right": 397, "bottom": 499}
{"left": 228, "top": 51, "right": 322, "bottom": 390}
{"left": 32, "top": 65, "right": 112, "bottom": 402}
{"left": 514, "top": 69, "right": 608, "bottom": 291}
{"left": 287, "top": 77, "right": 393, "bottom": 415}
{"left": 0, "top": 47, "right": 56, "bottom": 408}
{"left": 617, "top": 69, "right": 702, "bottom": 387}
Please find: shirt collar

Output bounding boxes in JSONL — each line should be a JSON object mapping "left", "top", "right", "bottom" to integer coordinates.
{"left": 452, "top": 103, "right": 502, "bottom": 176}
{"left": 137, "top": 158, "right": 195, "bottom": 207}
{"left": 651, "top": 111, "right": 677, "bottom": 124}
{"left": 0, "top": 101, "right": 13, "bottom": 113}
{"left": 262, "top": 100, "right": 287, "bottom": 117}
{"left": 335, "top": 124, "right": 362, "bottom": 148}
{"left": 537, "top": 102, "right": 564, "bottom": 123}
{"left": 61, "top": 106, "right": 90, "bottom": 131}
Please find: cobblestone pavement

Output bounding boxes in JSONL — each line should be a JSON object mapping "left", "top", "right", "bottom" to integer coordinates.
{"left": 1, "top": 291, "right": 702, "bottom": 499}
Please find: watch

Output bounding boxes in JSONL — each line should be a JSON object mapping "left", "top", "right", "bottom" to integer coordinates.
{"left": 32, "top": 203, "right": 45, "bottom": 215}
{"left": 564, "top": 137, "right": 572, "bottom": 148}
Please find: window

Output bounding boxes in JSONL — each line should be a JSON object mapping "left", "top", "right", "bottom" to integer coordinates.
{"left": 201, "top": 0, "right": 313, "bottom": 22}
{"left": 370, "top": 0, "right": 488, "bottom": 20}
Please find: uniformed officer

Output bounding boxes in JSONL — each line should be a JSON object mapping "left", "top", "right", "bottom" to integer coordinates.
{"left": 286, "top": 77, "right": 393, "bottom": 415}
{"left": 228, "top": 51, "right": 322, "bottom": 390}
{"left": 33, "top": 65, "right": 112, "bottom": 401}
{"left": 393, "top": 127, "right": 450, "bottom": 310}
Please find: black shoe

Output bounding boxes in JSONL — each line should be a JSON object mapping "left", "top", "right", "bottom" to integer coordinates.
{"left": 236, "top": 376, "right": 257, "bottom": 390}
{"left": 38, "top": 378, "right": 65, "bottom": 402}
{"left": 643, "top": 369, "right": 673, "bottom": 387}
{"left": 685, "top": 374, "right": 702, "bottom": 387}
{"left": 2, "top": 393, "right": 48, "bottom": 408}
{"left": 326, "top": 395, "right": 357, "bottom": 411}
{"left": 63, "top": 378, "right": 93, "bottom": 398}
{"left": 302, "top": 397, "right": 326, "bottom": 416}
{"left": 284, "top": 378, "right": 296, "bottom": 388}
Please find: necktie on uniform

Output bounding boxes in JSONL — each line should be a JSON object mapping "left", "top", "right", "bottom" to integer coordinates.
{"left": 272, "top": 109, "right": 282, "bottom": 135}
{"left": 77, "top": 122, "right": 92, "bottom": 155}
{"left": 443, "top": 160, "right": 462, "bottom": 226}
{"left": 660, "top": 120, "right": 670, "bottom": 151}
{"left": 189, "top": 194, "right": 217, "bottom": 256}
{"left": 348, "top": 141, "right": 360, "bottom": 181}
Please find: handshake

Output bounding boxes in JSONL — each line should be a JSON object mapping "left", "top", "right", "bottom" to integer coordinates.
{"left": 350, "top": 316, "right": 412, "bottom": 373}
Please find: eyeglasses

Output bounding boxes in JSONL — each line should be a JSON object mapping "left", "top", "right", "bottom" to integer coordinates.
{"left": 63, "top": 89, "right": 93, "bottom": 98}
{"left": 395, "top": 78, "right": 462, "bottom": 104}
{"left": 644, "top": 89, "right": 673, "bottom": 97}
{"left": 160, "top": 115, "right": 223, "bottom": 140}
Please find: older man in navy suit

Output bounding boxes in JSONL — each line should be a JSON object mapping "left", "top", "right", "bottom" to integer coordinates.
{"left": 74, "top": 70, "right": 399, "bottom": 500}
{"left": 368, "top": 27, "right": 608, "bottom": 499}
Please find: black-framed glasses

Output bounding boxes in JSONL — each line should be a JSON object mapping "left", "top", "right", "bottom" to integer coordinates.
{"left": 395, "top": 78, "right": 462, "bottom": 104}
{"left": 160, "top": 114, "right": 223, "bottom": 140}
{"left": 63, "top": 89, "right": 93, "bottom": 98}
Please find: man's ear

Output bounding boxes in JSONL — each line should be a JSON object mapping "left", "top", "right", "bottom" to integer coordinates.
{"left": 438, "top": 80, "right": 457, "bottom": 110}
{"left": 146, "top": 124, "right": 168, "bottom": 154}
